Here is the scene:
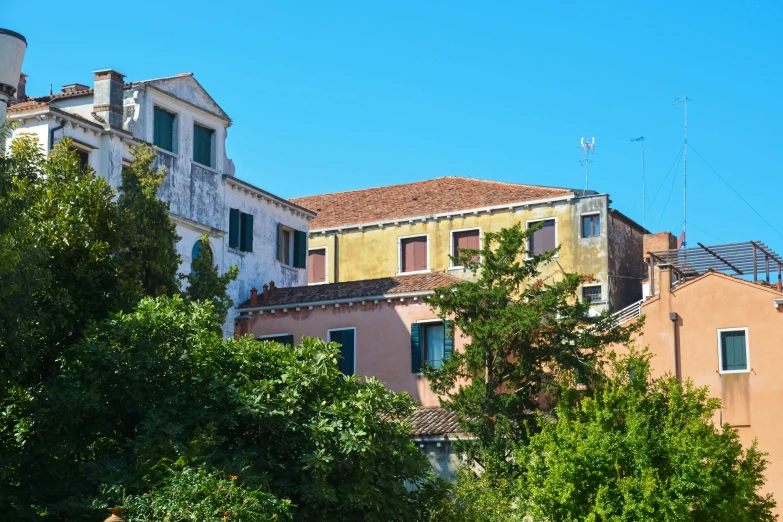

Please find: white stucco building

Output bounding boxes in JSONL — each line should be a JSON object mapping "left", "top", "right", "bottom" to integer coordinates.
{"left": 7, "top": 69, "right": 314, "bottom": 336}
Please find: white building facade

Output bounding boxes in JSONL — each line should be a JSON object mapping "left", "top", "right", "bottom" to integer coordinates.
{"left": 7, "top": 69, "right": 314, "bottom": 336}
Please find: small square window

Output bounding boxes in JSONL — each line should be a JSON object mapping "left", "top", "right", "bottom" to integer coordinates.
{"left": 582, "top": 285, "right": 602, "bottom": 303}
{"left": 582, "top": 214, "right": 600, "bottom": 238}
{"left": 719, "top": 329, "right": 749, "bottom": 373}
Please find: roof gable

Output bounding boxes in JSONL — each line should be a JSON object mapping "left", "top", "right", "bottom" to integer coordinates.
{"left": 291, "top": 177, "right": 575, "bottom": 229}
{"left": 135, "top": 74, "right": 230, "bottom": 122}
{"left": 672, "top": 270, "right": 783, "bottom": 297}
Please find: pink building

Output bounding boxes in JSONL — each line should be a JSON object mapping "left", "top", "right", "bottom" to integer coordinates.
{"left": 234, "top": 272, "right": 465, "bottom": 408}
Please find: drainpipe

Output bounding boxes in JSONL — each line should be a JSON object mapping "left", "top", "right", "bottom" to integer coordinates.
{"left": 670, "top": 311, "right": 680, "bottom": 381}
{"left": 48, "top": 118, "right": 65, "bottom": 152}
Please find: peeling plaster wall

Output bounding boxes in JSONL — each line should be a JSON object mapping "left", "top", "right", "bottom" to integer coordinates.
{"left": 607, "top": 211, "right": 645, "bottom": 309}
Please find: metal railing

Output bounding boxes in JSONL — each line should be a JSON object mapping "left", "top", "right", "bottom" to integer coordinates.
{"left": 611, "top": 299, "right": 643, "bottom": 325}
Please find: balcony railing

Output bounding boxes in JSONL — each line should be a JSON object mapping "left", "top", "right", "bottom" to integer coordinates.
{"left": 611, "top": 299, "right": 643, "bottom": 325}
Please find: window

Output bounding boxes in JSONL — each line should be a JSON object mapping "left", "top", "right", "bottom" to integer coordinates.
{"left": 229, "top": 208, "right": 253, "bottom": 252}
{"left": 308, "top": 248, "right": 327, "bottom": 284}
{"left": 400, "top": 236, "right": 428, "bottom": 273}
{"left": 411, "top": 321, "right": 453, "bottom": 373}
{"left": 582, "top": 285, "right": 602, "bottom": 303}
{"left": 328, "top": 328, "right": 356, "bottom": 376}
{"left": 277, "top": 224, "right": 307, "bottom": 268}
{"left": 451, "top": 229, "right": 480, "bottom": 267}
{"left": 718, "top": 328, "right": 749, "bottom": 373}
{"left": 528, "top": 219, "right": 556, "bottom": 255}
{"left": 582, "top": 214, "right": 600, "bottom": 238}
{"left": 153, "top": 106, "right": 176, "bottom": 152}
{"left": 258, "top": 334, "right": 294, "bottom": 346}
{"left": 75, "top": 149, "right": 89, "bottom": 170}
{"left": 193, "top": 123, "right": 214, "bottom": 167}
{"left": 190, "top": 239, "right": 213, "bottom": 273}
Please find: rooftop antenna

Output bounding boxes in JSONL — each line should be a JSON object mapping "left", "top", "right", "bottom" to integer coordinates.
{"left": 673, "top": 97, "right": 690, "bottom": 248}
{"left": 580, "top": 137, "right": 595, "bottom": 191}
{"left": 631, "top": 137, "right": 646, "bottom": 230}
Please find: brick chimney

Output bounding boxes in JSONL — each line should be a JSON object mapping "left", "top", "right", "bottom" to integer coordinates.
{"left": 250, "top": 287, "right": 259, "bottom": 307}
{"left": 644, "top": 232, "right": 677, "bottom": 297}
{"left": 92, "top": 69, "right": 125, "bottom": 128}
{"left": 16, "top": 73, "right": 26, "bottom": 100}
{"left": 62, "top": 83, "right": 90, "bottom": 94}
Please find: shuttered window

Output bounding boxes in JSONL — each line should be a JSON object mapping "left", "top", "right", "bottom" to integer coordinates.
{"left": 228, "top": 208, "right": 253, "bottom": 252}
{"left": 528, "top": 219, "right": 556, "bottom": 255}
{"left": 277, "top": 224, "right": 308, "bottom": 268}
{"left": 720, "top": 330, "right": 748, "bottom": 372}
{"left": 452, "top": 229, "right": 480, "bottom": 265}
{"left": 193, "top": 123, "right": 214, "bottom": 167}
{"left": 259, "top": 334, "right": 294, "bottom": 346}
{"left": 329, "top": 329, "right": 356, "bottom": 376}
{"left": 400, "top": 236, "right": 428, "bottom": 273}
{"left": 308, "top": 248, "right": 326, "bottom": 284}
{"left": 153, "top": 106, "right": 175, "bottom": 152}
{"left": 412, "top": 321, "right": 453, "bottom": 372}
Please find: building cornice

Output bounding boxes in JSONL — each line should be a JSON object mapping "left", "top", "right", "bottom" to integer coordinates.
{"left": 237, "top": 290, "right": 435, "bottom": 314}
{"left": 223, "top": 175, "right": 317, "bottom": 221}
{"left": 169, "top": 212, "right": 226, "bottom": 237}
{"left": 308, "top": 194, "right": 576, "bottom": 234}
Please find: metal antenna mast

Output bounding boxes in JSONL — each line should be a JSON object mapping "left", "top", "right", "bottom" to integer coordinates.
{"left": 631, "top": 136, "right": 646, "bottom": 230}
{"left": 580, "top": 137, "right": 595, "bottom": 191}
{"left": 673, "top": 97, "right": 690, "bottom": 247}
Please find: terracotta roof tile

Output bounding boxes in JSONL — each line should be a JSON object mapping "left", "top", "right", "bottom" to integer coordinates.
{"left": 8, "top": 88, "right": 95, "bottom": 114}
{"left": 291, "top": 176, "right": 575, "bottom": 229}
{"left": 237, "top": 271, "right": 461, "bottom": 309}
{"left": 407, "top": 407, "right": 462, "bottom": 438}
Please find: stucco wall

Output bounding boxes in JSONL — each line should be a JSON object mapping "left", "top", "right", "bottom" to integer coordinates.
{"left": 237, "top": 299, "right": 466, "bottom": 407}
{"left": 607, "top": 211, "right": 646, "bottom": 310}
{"left": 621, "top": 271, "right": 783, "bottom": 505}
{"left": 309, "top": 194, "right": 637, "bottom": 309}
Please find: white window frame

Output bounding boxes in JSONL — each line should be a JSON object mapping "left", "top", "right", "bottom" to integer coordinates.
{"left": 327, "top": 327, "right": 357, "bottom": 375}
{"left": 525, "top": 217, "right": 559, "bottom": 258}
{"left": 581, "top": 284, "right": 604, "bottom": 305}
{"left": 278, "top": 225, "right": 296, "bottom": 268}
{"left": 580, "top": 211, "right": 601, "bottom": 239}
{"left": 397, "top": 233, "right": 430, "bottom": 275}
{"left": 417, "top": 319, "right": 447, "bottom": 372}
{"left": 257, "top": 332, "right": 291, "bottom": 340}
{"left": 192, "top": 119, "right": 217, "bottom": 170}
{"left": 717, "top": 327, "right": 751, "bottom": 375}
{"left": 152, "top": 103, "right": 179, "bottom": 155}
{"left": 449, "top": 227, "right": 482, "bottom": 270}
{"left": 307, "top": 246, "right": 329, "bottom": 285}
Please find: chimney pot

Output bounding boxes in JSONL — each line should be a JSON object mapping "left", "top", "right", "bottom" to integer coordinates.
{"left": 92, "top": 69, "right": 125, "bottom": 128}
{"left": 660, "top": 265, "right": 673, "bottom": 295}
{"left": 250, "top": 287, "right": 258, "bottom": 307}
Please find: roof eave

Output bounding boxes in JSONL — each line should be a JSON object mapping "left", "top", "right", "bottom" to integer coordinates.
{"left": 236, "top": 289, "right": 437, "bottom": 313}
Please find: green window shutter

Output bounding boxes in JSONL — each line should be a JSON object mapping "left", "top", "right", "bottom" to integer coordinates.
{"left": 277, "top": 223, "right": 284, "bottom": 261}
{"left": 411, "top": 323, "right": 422, "bottom": 373}
{"left": 240, "top": 212, "right": 253, "bottom": 252}
{"left": 154, "top": 107, "right": 174, "bottom": 152}
{"left": 228, "top": 208, "right": 240, "bottom": 248}
{"left": 444, "top": 320, "right": 453, "bottom": 360}
{"left": 294, "top": 230, "right": 307, "bottom": 269}
{"left": 193, "top": 123, "right": 213, "bottom": 166}
{"left": 283, "top": 334, "right": 294, "bottom": 347}
{"left": 721, "top": 331, "right": 747, "bottom": 371}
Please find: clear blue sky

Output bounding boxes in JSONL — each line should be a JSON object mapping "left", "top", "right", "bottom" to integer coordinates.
{"left": 8, "top": 1, "right": 783, "bottom": 255}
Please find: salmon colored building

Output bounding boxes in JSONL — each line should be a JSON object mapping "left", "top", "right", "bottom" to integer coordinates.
{"left": 619, "top": 236, "right": 783, "bottom": 505}
{"left": 234, "top": 272, "right": 465, "bottom": 408}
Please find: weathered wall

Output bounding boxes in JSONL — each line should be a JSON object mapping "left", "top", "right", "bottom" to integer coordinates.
{"left": 617, "top": 270, "right": 783, "bottom": 506}
{"left": 607, "top": 211, "right": 646, "bottom": 310}
{"left": 238, "top": 299, "right": 467, "bottom": 407}
{"left": 310, "top": 194, "right": 632, "bottom": 308}
{"left": 417, "top": 440, "right": 461, "bottom": 481}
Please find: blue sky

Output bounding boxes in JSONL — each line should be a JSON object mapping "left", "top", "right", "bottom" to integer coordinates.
{"left": 8, "top": 1, "right": 783, "bottom": 255}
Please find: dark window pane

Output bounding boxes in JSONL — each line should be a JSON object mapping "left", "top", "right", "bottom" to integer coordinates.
{"left": 582, "top": 286, "right": 602, "bottom": 303}
{"left": 422, "top": 322, "right": 445, "bottom": 369}
{"left": 330, "top": 329, "right": 355, "bottom": 375}
{"left": 582, "top": 215, "right": 600, "bottom": 238}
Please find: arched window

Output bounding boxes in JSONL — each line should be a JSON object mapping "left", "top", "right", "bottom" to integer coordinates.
{"left": 191, "top": 239, "right": 213, "bottom": 266}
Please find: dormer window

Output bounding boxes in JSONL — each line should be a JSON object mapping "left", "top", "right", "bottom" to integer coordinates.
{"left": 193, "top": 123, "right": 214, "bottom": 168}
{"left": 153, "top": 106, "right": 176, "bottom": 153}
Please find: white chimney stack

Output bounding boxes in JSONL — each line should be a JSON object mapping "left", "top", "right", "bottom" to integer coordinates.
{"left": 0, "top": 28, "right": 27, "bottom": 123}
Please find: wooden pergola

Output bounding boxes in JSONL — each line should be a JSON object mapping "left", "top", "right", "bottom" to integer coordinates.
{"left": 647, "top": 241, "right": 783, "bottom": 294}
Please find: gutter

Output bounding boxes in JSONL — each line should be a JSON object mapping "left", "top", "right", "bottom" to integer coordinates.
{"left": 237, "top": 290, "right": 437, "bottom": 314}
{"left": 774, "top": 298, "right": 783, "bottom": 309}
{"left": 309, "top": 194, "right": 577, "bottom": 234}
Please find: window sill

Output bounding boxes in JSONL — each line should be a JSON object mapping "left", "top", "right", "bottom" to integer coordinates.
{"left": 280, "top": 263, "right": 303, "bottom": 271}
{"left": 156, "top": 147, "right": 178, "bottom": 158}
{"left": 396, "top": 269, "right": 431, "bottom": 276}
{"left": 719, "top": 369, "right": 750, "bottom": 375}
{"left": 525, "top": 254, "right": 560, "bottom": 261}
{"left": 581, "top": 235, "right": 601, "bottom": 240}
{"left": 227, "top": 247, "right": 247, "bottom": 256}
{"left": 308, "top": 281, "right": 330, "bottom": 286}
{"left": 192, "top": 160, "right": 218, "bottom": 173}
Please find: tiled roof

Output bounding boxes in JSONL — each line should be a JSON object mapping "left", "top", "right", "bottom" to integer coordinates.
{"left": 8, "top": 88, "right": 94, "bottom": 114}
{"left": 407, "top": 407, "right": 462, "bottom": 438}
{"left": 291, "top": 176, "right": 576, "bottom": 229}
{"left": 237, "top": 271, "right": 462, "bottom": 309}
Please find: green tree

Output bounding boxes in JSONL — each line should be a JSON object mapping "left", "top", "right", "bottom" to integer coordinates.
{"left": 516, "top": 350, "right": 777, "bottom": 521}
{"left": 183, "top": 233, "right": 238, "bottom": 326}
{"left": 424, "top": 223, "right": 639, "bottom": 476}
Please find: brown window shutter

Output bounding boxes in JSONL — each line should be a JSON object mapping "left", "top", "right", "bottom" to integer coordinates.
{"left": 308, "top": 249, "right": 326, "bottom": 283}
{"left": 541, "top": 220, "right": 556, "bottom": 252}
{"left": 414, "top": 237, "right": 427, "bottom": 271}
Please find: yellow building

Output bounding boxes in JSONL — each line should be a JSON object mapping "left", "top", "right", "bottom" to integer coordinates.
{"left": 292, "top": 177, "right": 646, "bottom": 311}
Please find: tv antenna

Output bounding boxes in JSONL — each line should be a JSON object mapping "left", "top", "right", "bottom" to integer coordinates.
{"left": 580, "top": 137, "right": 595, "bottom": 191}
{"left": 673, "top": 97, "right": 690, "bottom": 248}
{"left": 631, "top": 137, "right": 646, "bottom": 230}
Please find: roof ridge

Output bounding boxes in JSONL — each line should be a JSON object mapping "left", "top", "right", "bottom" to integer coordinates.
{"left": 291, "top": 176, "right": 573, "bottom": 202}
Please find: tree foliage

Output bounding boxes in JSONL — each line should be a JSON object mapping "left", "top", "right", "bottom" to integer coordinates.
{"left": 424, "top": 222, "right": 639, "bottom": 475}
{"left": 516, "top": 350, "right": 777, "bottom": 521}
